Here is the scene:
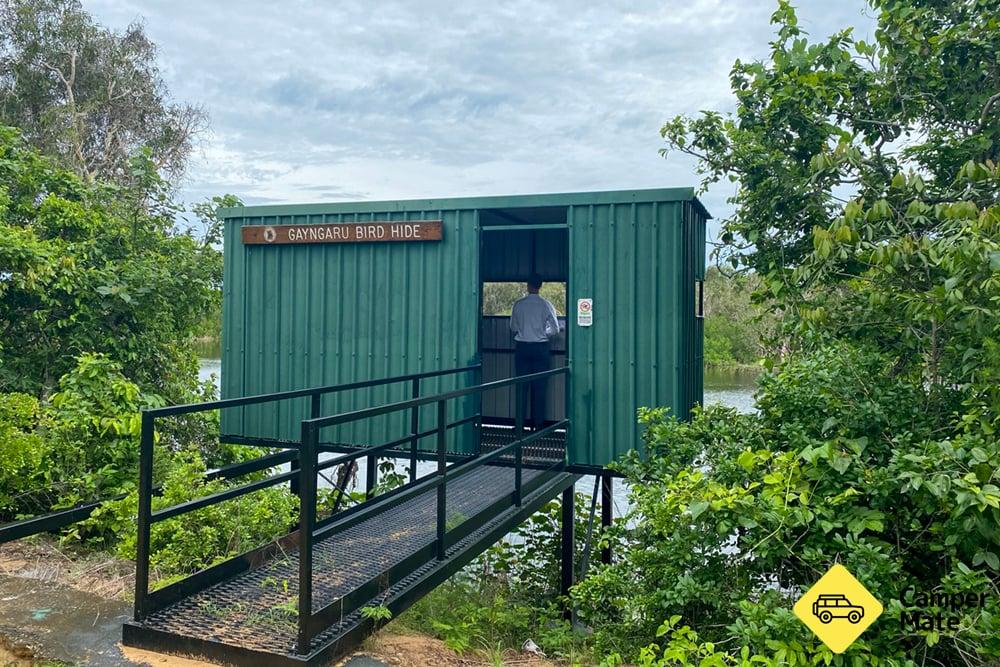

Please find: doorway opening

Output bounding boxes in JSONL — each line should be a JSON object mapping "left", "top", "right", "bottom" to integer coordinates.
{"left": 479, "top": 206, "right": 569, "bottom": 428}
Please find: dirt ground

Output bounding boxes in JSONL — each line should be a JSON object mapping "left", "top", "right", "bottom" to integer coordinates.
{"left": 0, "top": 537, "right": 135, "bottom": 600}
{"left": 353, "top": 632, "right": 559, "bottom": 667}
{"left": 1, "top": 633, "right": 223, "bottom": 667}
{"left": 0, "top": 538, "right": 560, "bottom": 667}
{"left": 118, "top": 633, "right": 560, "bottom": 667}
{"left": 118, "top": 646, "right": 232, "bottom": 667}
{"left": 0, "top": 636, "right": 36, "bottom": 666}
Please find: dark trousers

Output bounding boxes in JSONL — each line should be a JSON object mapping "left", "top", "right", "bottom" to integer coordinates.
{"left": 514, "top": 341, "right": 550, "bottom": 429}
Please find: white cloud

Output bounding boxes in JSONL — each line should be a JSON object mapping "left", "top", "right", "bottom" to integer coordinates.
{"left": 84, "top": 0, "right": 874, "bottom": 247}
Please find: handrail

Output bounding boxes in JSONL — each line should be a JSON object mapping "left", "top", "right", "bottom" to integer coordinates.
{"left": 145, "top": 364, "right": 481, "bottom": 417}
{"left": 130, "top": 360, "right": 570, "bottom": 657}
{"left": 147, "top": 413, "right": 484, "bottom": 525}
{"left": 301, "top": 418, "right": 570, "bottom": 641}
{"left": 315, "top": 412, "right": 480, "bottom": 474}
{"left": 152, "top": 469, "right": 299, "bottom": 522}
{"left": 445, "top": 419, "right": 567, "bottom": 484}
{"left": 0, "top": 450, "right": 296, "bottom": 546}
{"left": 131, "top": 363, "right": 482, "bottom": 623}
{"left": 304, "top": 367, "right": 565, "bottom": 429}
{"left": 295, "top": 366, "right": 570, "bottom": 653}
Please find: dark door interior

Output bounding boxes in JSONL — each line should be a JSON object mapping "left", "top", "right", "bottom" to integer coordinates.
{"left": 479, "top": 207, "right": 568, "bottom": 426}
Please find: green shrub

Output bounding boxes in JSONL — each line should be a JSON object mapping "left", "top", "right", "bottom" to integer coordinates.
{"left": 0, "top": 126, "right": 224, "bottom": 404}
{"left": 574, "top": 344, "right": 1000, "bottom": 663}
{"left": 399, "top": 494, "right": 596, "bottom": 662}
{"left": 0, "top": 354, "right": 167, "bottom": 520}
{"left": 0, "top": 392, "right": 49, "bottom": 515}
{"left": 44, "top": 353, "right": 165, "bottom": 508}
{"left": 86, "top": 452, "right": 297, "bottom": 579}
{"left": 401, "top": 573, "right": 586, "bottom": 663}
{"left": 0, "top": 352, "right": 257, "bottom": 519}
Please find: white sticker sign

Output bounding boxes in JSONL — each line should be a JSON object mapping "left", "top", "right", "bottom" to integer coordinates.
{"left": 577, "top": 298, "right": 593, "bottom": 327}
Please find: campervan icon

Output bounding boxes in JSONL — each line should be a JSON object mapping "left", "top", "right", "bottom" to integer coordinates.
{"left": 812, "top": 594, "right": 865, "bottom": 624}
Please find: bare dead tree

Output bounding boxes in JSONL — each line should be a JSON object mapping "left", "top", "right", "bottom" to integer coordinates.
{"left": 0, "top": 0, "right": 207, "bottom": 187}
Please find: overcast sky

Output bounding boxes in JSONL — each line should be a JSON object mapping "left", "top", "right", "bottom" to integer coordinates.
{"left": 84, "top": 1, "right": 876, "bottom": 244}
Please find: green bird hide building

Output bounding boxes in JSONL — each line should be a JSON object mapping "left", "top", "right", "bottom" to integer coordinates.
{"left": 217, "top": 188, "right": 708, "bottom": 472}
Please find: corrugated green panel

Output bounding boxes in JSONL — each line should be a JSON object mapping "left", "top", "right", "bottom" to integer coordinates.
{"left": 480, "top": 227, "right": 567, "bottom": 281}
{"left": 567, "top": 201, "right": 687, "bottom": 467}
{"left": 220, "top": 189, "right": 707, "bottom": 468}
{"left": 679, "top": 202, "right": 708, "bottom": 414}
{"left": 220, "top": 209, "right": 480, "bottom": 454}
{"left": 220, "top": 218, "right": 242, "bottom": 426}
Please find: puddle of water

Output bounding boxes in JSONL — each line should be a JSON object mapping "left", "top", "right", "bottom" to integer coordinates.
{"left": 0, "top": 575, "right": 130, "bottom": 666}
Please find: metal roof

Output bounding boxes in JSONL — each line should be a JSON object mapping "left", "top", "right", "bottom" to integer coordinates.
{"left": 217, "top": 187, "right": 711, "bottom": 220}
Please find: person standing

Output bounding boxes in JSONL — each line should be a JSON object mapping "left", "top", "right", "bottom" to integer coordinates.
{"left": 509, "top": 274, "right": 562, "bottom": 430}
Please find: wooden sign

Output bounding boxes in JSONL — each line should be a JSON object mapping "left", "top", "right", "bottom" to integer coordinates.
{"left": 241, "top": 221, "right": 443, "bottom": 245}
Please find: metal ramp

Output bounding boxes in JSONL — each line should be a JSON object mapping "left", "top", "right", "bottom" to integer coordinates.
{"left": 480, "top": 423, "right": 568, "bottom": 463}
{"left": 121, "top": 366, "right": 577, "bottom": 666}
{"left": 124, "top": 465, "right": 576, "bottom": 665}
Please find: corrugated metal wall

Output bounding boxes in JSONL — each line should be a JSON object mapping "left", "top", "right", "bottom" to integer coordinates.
{"left": 221, "top": 209, "right": 480, "bottom": 454}
{"left": 479, "top": 227, "right": 568, "bottom": 281}
{"left": 566, "top": 201, "right": 690, "bottom": 466}
{"left": 219, "top": 189, "right": 707, "bottom": 468}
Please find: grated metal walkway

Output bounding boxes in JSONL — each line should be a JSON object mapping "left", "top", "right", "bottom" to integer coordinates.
{"left": 128, "top": 464, "right": 572, "bottom": 664}
{"left": 479, "top": 424, "right": 567, "bottom": 464}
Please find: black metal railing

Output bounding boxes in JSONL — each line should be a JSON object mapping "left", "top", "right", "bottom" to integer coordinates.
{"left": 294, "top": 366, "right": 569, "bottom": 653}
{"left": 132, "top": 364, "right": 480, "bottom": 622}
{"left": 130, "top": 362, "right": 569, "bottom": 657}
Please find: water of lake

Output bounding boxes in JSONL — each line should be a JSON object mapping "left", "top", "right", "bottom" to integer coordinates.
{"left": 198, "top": 357, "right": 220, "bottom": 386}
{"left": 704, "top": 366, "right": 759, "bottom": 413}
{"left": 196, "top": 359, "right": 759, "bottom": 516}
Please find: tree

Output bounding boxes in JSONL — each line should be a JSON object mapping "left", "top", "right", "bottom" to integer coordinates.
{"left": 662, "top": 0, "right": 1000, "bottom": 277}
{"left": 0, "top": 126, "right": 221, "bottom": 401}
{"left": 702, "top": 266, "right": 780, "bottom": 367}
{"left": 574, "top": 1, "right": 1000, "bottom": 663}
{"left": 661, "top": 0, "right": 1000, "bottom": 422}
{"left": 0, "top": 0, "right": 205, "bottom": 186}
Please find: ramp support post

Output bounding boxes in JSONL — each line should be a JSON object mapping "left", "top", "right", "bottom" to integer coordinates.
{"left": 365, "top": 454, "right": 377, "bottom": 499}
{"left": 297, "top": 422, "right": 318, "bottom": 655}
{"left": 292, "top": 395, "right": 321, "bottom": 499}
{"left": 560, "top": 484, "right": 574, "bottom": 619}
{"left": 436, "top": 399, "right": 447, "bottom": 560}
{"left": 601, "top": 471, "right": 613, "bottom": 565}
{"left": 514, "top": 385, "right": 525, "bottom": 506}
{"left": 133, "top": 411, "right": 154, "bottom": 622}
{"left": 409, "top": 378, "right": 420, "bottom": 483}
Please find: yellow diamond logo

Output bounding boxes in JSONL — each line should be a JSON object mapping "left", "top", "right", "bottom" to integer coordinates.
{"left": 793, "top": 564, "right": 883, "bottom": 653}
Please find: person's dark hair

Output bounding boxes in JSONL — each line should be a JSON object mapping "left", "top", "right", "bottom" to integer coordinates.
{"left": 527, "top": 274, "right": 543, "bottom": 290}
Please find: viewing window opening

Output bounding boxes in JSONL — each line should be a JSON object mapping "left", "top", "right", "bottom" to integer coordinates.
{"left": 482, "top": 282, "right": 567, "bottom": 316}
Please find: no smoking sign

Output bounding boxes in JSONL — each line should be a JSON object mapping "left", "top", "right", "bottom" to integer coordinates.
{"left": 577, "top": 298, "right": 593, "bottom": 327}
